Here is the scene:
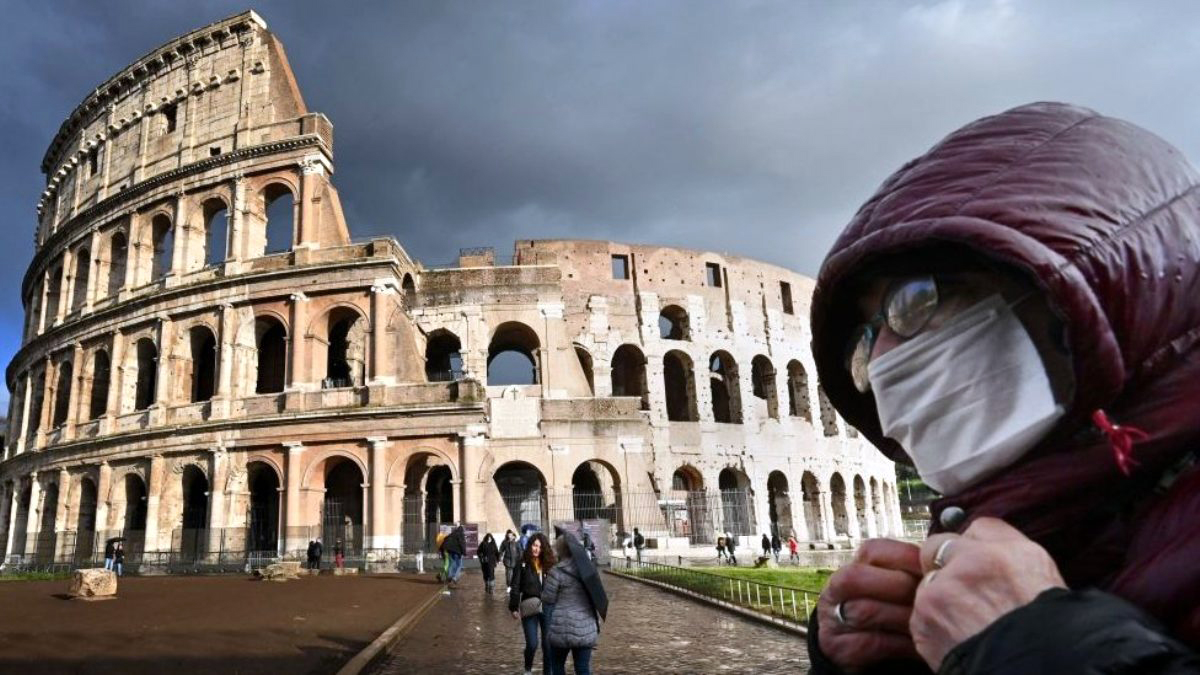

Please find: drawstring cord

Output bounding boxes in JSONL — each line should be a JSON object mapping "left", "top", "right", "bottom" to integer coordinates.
{"left": 1093, "top": 409, "right": 1149, "bottom": 476}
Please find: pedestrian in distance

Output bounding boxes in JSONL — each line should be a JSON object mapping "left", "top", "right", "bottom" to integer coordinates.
{"left": 305, "top": 539, "right": 316, "bottom": 570}
{"left": 510, "top": 532, "right": 556, "bottom": 675}
{"left": 771, "top": 532, "right": 782, "bottom": 563}
{"left": 806, "top": 102, "right": 1200, "bottom": 673}
{"left": 103, "top": 539, "right": 116, "bottom": 571}
{"left": 544, "top": 534, "right": 603, "bottom": 675}
{"left": 580, "top": 527, "right": 596, "bottom": 561}
{"left": 761, "top": 533, "right": 772, "bottom": 559}
{"left": 334, "top": 539, "right": 345, "bottom": 570}
{"left": 632, "top": 528, "right": 645, "bottom": 563}
{"left": 113, "top": 541, "right": 125, "bottom": 577}
{"left": 500, "top": 529, "right": 521, "bottom": 592}
{"left": 716, "top": 535, "right": 728, "bottom": 564}
{"left": 787, "top": 534, "right": 800, "bottom": 564}
{"left": 443, "top": 524, "right": 467, "bottom": 587}
{"left": 478, "top": 532, "right": 500, "bottom": 593}
{"left": 725, "top": 532, "right": 738, "bottom": 566}
{"left": 312, "top": 537, "right": 323, "bottom": 570}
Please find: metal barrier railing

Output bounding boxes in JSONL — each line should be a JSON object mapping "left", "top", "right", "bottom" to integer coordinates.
{"left": 611, "top": 558, "right": 818, "bottom": 626}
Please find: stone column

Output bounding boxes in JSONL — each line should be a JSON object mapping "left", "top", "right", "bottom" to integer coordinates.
{"left": 459, "top": 432, "right": 486, "bottom": 525}
{"left": 450, "top": 479, "right": 462, "bottom": 525}
{"left": 36, "top": 356, "right": 53, "bottom": 450}
{"left": 212, "top": 304, "right": 236, "bottom": 418}
{"left": 65, "top": 344, "right": 84, "bottom": 439}
{"left": 24, "top": 473, "right": 41, "bottom": 556}
{"left": 84, "top": 229, "right": 101, "bottom": 312}
{"left": 284, "top": 441, "right": 305, "bottom": 555}
{"left": 95, "top": 462, "right": 112, "bottom": 535}
{"left": 16, "top": 372, "right": 33, "bottom": 455}
{"left": 864, "top": 486, "right": 878, "bottom": 539}
{"left": 288, "top": 293, "right": 309, "bottom": 390}
{"left": 0, "top": 482, "right": 11, "bottom": 562}
{"left": 845, "top": 486, "right": 862, "bottom": 541}
{"left": 123, "top": 216, "right": 140, "bottom": 292}
{"left": 153, "top": 317, "right": 173, "bottom": 416}
{"left": 369, "top": 283, "right": 395, "bottom": 385}
{"left": 56, "top": 248, "right": 73, "bottom": 325}
{"left": 226, "top": 174, "right": 246, "bottom": 266}
{"left": 4, "top": 481, "right": 20, "bottom": 559}
{"left": 169, "top": 193, "right": 187, "bottom": 278}
{"left": 207, "top": 447, "right": 228, "bottom": 558}
{"left": 106, "top": 331, "right": 126, "bottom": 426}
{"left": 367, "top": 437, "right": 392, "bottom": 549}
{"left": 297, "top": 158, "right": 324, "bottom": 248}
{"left": 818, "top": 488, "right": 836, "bottom": 542}
{"left": 143, "top": 455, "right": 165, "bottom": 553}
{"left": 54, "top": 468, "right": 70, "bottom": 559}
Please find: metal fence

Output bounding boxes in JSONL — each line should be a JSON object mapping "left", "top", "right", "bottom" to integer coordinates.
{"left": 611, "top": 558, "right": 818, "bottom": 627}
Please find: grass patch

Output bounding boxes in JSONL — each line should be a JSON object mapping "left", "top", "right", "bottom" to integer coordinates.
{"left": 701, "top": 566, "right": 832, "bottom": 592}
{"left": 0, "top": 571, "right": 72, "bottom": 582}
{"left": 615, "top": 563, "right": 829, "bottom": 624}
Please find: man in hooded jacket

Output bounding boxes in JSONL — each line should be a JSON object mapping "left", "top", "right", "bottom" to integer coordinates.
{"left": 806, "top": 102, "right": 1200, "bottom": 674}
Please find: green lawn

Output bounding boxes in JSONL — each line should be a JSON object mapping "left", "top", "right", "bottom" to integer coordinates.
{"left": 0, "top": 571, "right": 72, "bottom": 582}
{"left": 701, "top": 566, "right": 832, "bottom": 593}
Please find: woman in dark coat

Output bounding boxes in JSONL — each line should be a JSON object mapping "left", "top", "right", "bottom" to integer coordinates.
{"left": 543, "top": 535, "right": 601, "bottom": 675}
{"left": 509, "top": 532, "right": 556, "bottom": 675}
{"left": 478, "top": 533, "right": 500, "bottom": 593}
{"left": 806, "top": 102, "right": 1200, "bottom": 673}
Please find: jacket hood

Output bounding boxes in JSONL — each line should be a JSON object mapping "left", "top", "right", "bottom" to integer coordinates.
{"left": 812, "top": 102, "right": 1200, "bottom": 471}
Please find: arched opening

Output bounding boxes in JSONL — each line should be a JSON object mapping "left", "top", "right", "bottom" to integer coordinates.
{"left": 107, "top": 232, "right": 128, "bottom": 298}
{"left": 203, "top": 199, "right": 228, "bottom": 267}
{"left": 662, "top": 350, "right": 698, "bottom": 421}
{"left": 717, "top": 468, "right": 753, "bottom": 535}
{"left": 870, "top": 478, "right": 883, "bottom": 537}
{"left": 425, "top": 465, "right": 454, "bottom": 527}
{"left": 854, "top": 475, "right": 869, "bottom": 537}
{"left": 801, "top": 472, "right": 823, "bottom": 541}
{"left": 89, "top": 351, "right": 111, "bottom": 420}
{"left": 610, "top": 344, "right": 648, "bottom": 410}
{"left": 574, "top": 345, "right": 595, "bottom": 394}
{"left": 263, "top": 184, "right": 295, "bottom": 255}
{"left": 571, "top": 461, "right": 622, "bottom": 534}
{"left": 401, "top": 454, "right": 454, "bottom": 553}
{"left": 668, "top": 465, "right": 711, "bottom": 544}
{"left": 28, "top": 370, "right": 46, "bottom": 438}
{"left": 71, "top": 248, "right": 90, "bottom": 311}
{"left": 323, "top": 458, "right": 364, "bottom": 556}
{"left": 494, "top": 462, "right": 547, "bottom": 533}
{"left": 45, "top": 262, "right": 64, "bottom": 324}
{"left": 151, "top": 215, "right": 174, "bottom": 280}
{"left": 134, "top": 339, "right": 157, "bottom": 410}
{"left": 767, "top": 471, "right": 793, "bottom": 539}
{"left": 487, "top": 322, "right": 540, "bottom": 386}
{"left": 751, "top": 355, "right": 779, "bottom": 420}
{"left": 75, "top": 478, "right": 98, "bottom": 563}
{"left": 830, "top": 473, "right": 849, "bottom": 537}
{"left": 658, "top": 305, "right": 690, "bottom": 340}
{"left": 255, "top": 317, "right": 288, "bottom": 394}
{"left": 247, "top": 463, "right": 281, "bottom": 554}
{"left": 401, "top": 274, "right": 416, "bottom": 305}
{"left": 709, "top": 351, "right": 742, "bottom": 424}
{"left": 11, "top": 485, "right": 31, "bottom": 556}
{"left": 324, "top": 308, "right": 366, "bottom": 388}
{"left": 817, "top": 384, "right": 839, "bottom": 436}
{"left": 52, "top": 361, "right": 73, "bottom": 427}
{"left": 36, "top": 482, "right": 59, "bottom": 563}
{"left": 187, "top": 326, "right": 217, "bottom": 403}
{"left": 123, "top": 474, "right": 148, "bottom": 532}
{"left": 424, "top": 330, "right": 462, "bottom": 382}
{"left": 787, "top": 360, "right": 812, "bottom": 421}
{"left": 180, "top": 465, "right": 209, "bottom": 562}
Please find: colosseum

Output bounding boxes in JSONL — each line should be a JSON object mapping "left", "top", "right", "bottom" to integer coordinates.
{"left": 0, "top": 11, "right": 898, "bottom": 570}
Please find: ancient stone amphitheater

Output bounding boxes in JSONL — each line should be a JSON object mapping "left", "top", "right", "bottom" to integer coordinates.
{"left": 0, "top": 12, "right": 898, "bottom": 569}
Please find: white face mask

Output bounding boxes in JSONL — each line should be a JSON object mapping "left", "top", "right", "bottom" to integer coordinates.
{"left": 867, "top": 294, "right": 1064, "bottom": 496}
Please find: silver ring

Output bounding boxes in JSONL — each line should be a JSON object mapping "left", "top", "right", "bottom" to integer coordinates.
{"left": 834, "top": 601, "right": 851, "bottom": 627}
{"left": 933, "top": 539, "right": 954, "bottom": 570}
{"left": 925, "top": 570, "right": 938, "bottom": 585}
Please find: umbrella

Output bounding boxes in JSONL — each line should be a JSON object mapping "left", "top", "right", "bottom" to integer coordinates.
{"left": 105, "top": 536, "right": 125, "bottom": 544}
{"left": 563, "top": 531, "right": 608, "bottom": 621}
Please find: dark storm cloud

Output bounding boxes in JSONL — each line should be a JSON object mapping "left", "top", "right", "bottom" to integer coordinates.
{"left": 4, "top": 0, "right": 1200, "bottom": 402}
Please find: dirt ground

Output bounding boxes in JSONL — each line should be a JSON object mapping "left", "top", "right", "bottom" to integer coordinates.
{"left": 0, "top": 573, "right": 440, "bottom": 675}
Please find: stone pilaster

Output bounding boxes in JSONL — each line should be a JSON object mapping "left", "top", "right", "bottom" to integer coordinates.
{"left": 366, "top": 437, "right": 394, "bottom": 549}
{"left": 283, "top": 441, "right": 305, "bottom": 555}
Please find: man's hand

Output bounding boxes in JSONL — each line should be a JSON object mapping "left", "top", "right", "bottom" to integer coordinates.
{"left": 911, "top": 517, "right": 1066, "bottom": 670}
{"left": 818, "top": 538, "right": 924, "bottom": 671}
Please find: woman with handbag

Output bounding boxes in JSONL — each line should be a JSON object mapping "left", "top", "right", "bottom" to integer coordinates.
{"left": 543, "top": 534, "right": 602, "bottom": 675}
{"left": 509, "top": 532, "right": 556, "bottom": 675}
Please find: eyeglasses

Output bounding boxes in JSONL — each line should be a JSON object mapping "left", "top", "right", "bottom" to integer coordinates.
{"left": 846, "top": 275, "right": 940, "bottom": 393}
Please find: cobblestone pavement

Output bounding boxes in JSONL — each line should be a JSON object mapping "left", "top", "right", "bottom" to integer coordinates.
{"left": 373, "top": 570, "right": 811, "bottom": 674}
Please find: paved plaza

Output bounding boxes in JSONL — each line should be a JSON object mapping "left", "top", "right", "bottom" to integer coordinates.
{"left": 374, "top": 570, "right": 811, "bottom": 674}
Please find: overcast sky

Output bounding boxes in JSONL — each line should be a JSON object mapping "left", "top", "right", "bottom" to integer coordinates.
{"left": 4, "top": 0, "right": 1200, "bottom": 405}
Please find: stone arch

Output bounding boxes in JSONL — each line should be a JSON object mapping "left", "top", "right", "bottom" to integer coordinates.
{"left": 854, "top": 474, "right": 868, "bottom": 537}
{"left": 130, "top": 337, "right": 158, "bottom": 411}
{"left": 830, "top": 473, "right": 849, "bottom": 537}
{"left": 709, "top": 350, "right": 742, "bottom": 424}
{"left": 487, "top": 321, "right": 541, "bottom": 386}
{"left": 751, "top": 354, "right": 779, "bottom": 420}
{"left": 105, "top": 229, "right": 128, "bottom": 299}
{"left": 659, "top": 304, "right": 690, "bottom": 340}
{"left": 817, "top": 384, "right": 839, "bottom": 436}
{"left": 261, "top": 182, "right": 296, "bottom": 256}
{"left": 51, "top": 357, "right": 73, "bottom": 427}
{"left": 87, "top": 348, "right": 111, "bottom": 420}
{"left": 176, "top": 464, "right": 210, "bottom": 561}
{"left": 302, "top": 449, "right": 368, "bottom": 490}
{"left": 75, "top": 475, "right": 99, "bottom": 562}
{"left": 175, "top": 324, "right": 217, "bottom": 403}
{"left": 610, "top": 344, "right": 648, "bottom": 410}
{"left": 44, "top": 257, "right": 64, "bottom": 323}
{"left": 309, "top": 304, "right": 370, "bottom": 389}
{"left": 246, "top": 461, "right": 281, "bottom": 553}
{"left": 493, "top": 461, "right": 548, "bottom": 534}
{"left": 71, "top": 247, "right": 90, "bottom": 312}
{"left": 870, "top": 477, "right": 883, "bottom": 537}
{"left": 150, "top": 213, "right": 174, "bottom": 280}
{"left": 199, "top": 196, "right": 230, "bottom": 269}
{"left": 767, "top": 470, "right": 793, "bottom": 539}
{"left": 669, "top": 464, "right": 712, "bottom": 544}
{"left": 801, "top": 471, "right": 823, "bottom": 541}
{"left": 662, "top": 349, "right": 698, "bottom": 421}
{"left": 254, "top": 315, "right": 288, "bottom": 394}
{"left": 786, "top": 360, "right": 812, "bottom": 422}
{"left": 388, "top": 447, "right": 460, "bottom": 486}
{"left": 35, "top": 479, "right": 59, "bottom": 562}
{"left": 571, "top": 459, "right": 622, "bottom": 528}
{"left": 573, "top": 344, "right": 595, "bottom": 394}
{"left": 396, "top": 449, "right": 460, "bottom": 553}
{"left": 717, "top": 467, "right": 753, "bottom": 535}
{"left": 319, "top": 455, "right": 365, "bottom": 554}
{"left": 424, "top": 329, "right": 462, "bottom": 382}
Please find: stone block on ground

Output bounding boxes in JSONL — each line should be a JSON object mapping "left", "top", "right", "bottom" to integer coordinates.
{"left": 254, "top": 562, "right": 301, "bottom": 582}
{"left": 333, "top": 567, "right": 358, "bottom": 576}
{"left": 69, "top": 568, "right": 118, "bottom": 599}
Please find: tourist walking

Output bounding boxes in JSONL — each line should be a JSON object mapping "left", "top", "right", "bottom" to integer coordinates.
{"left": 501, "top": 529, "right": 520, "bottom": 592}
{"left": 305, "top": 539, "right": 317, "bottom": 570}
{"left": 443, "top": 524, "right": 467, "bottom": 586}
{"left": 716, "top": 535, "right": 727, "bottom": 564}
{"left": 103, "top": 539, "right": 116, "bottom": 571}
{"left": 725, "top": 532, "right": 738, "bottom": 566}
{"left": 771, "top": 532, "right": 782, "bottom": 563}
{"left": 761, "top": 533, "right": 771, "bottom": 559}
{"left": 787, "top": 535, "right": 800, "bottom": 564}
{"left": 113, "top": 542, "right": 125, "bottom": 577}
{"left": 478, "top": 532, "right": 500, "bottom": 593}
{"left": 312, "top": 537, "right": 323, "bottom": 570}
{"left": 632, "top": 528, "right": 644, "bottom": 563}
{"left": 544, "top": 534, "right": 604, "bottom": 675}
{"left": 510, "top": 532, "right": 555, "bottom": 675}
{"left": 334, "top": 539, "right": 345, "bottom": 570}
